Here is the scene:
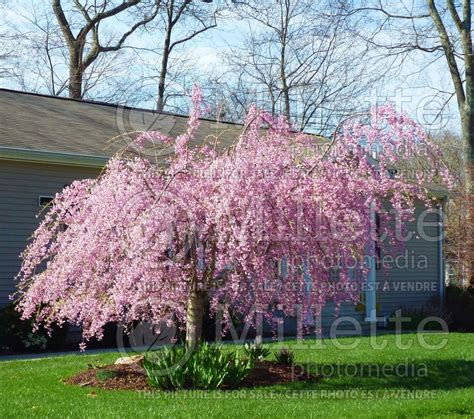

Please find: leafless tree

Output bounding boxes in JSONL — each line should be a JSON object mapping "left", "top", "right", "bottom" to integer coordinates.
{"left": 0, "top": 4, "right": 16, "bottom": 79}
{"left": 1, "top": 0, "right": 221, "bottom": 105}
{"left": 6, "top": 4, "right": 70, "bottom": 96}
{"left": 51, "top": 0, "right": 161, "bottom": 99}
{"left": 199, "top": 72, "right": 255, "bottom": 122}
{"left": 434, "top": 132, "right": 473, "bottom": 288}
{"left": 148, "top": 0, "right": 221, "bottom": 112}
{"left": 221, "top": 0, "right": 382, "bottom": 133}
{"left": 0, "top": 32, "right": 15, "bottom": 78}
{"left": 122, "top": 49, "right": 202, "bottom": 114}
{"left": 342, "top": 0, "right": 473, "bottom": 285}
{"left": 2, "top": 1, "right": 154, "bottom": 101}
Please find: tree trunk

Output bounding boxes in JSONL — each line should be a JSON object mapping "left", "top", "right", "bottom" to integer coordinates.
{"left": 68, "top": 49, "right": 83, "bottom": 99}
{"left": 156, "top": 50, "right": 169, "bottom": 113}
{"left": 279, "top": 4, "right": 290, "bottom": 120}
{"left": 462, "top": 112, "right": 474, "bottom": 287}
{"left": 468, "top": 161, "right": 473, "bottom": 287}
{"left": 157, "top": 12, "right": 173, "bottom": 113}
{"left": 459, "top": 2, "right": 473, "bottom": 287}
{"left": 460, "top": 51, "right": 474, "bottom": 285}
{"left": 280, "top": 46, "right": 290, "bottom": 119}
{"left": 185, "top": 290, "right": 205, "bottom": 349}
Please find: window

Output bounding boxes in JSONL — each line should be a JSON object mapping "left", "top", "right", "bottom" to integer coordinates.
{"left": 38, "top": 196, "right": 54, "bottom": 207}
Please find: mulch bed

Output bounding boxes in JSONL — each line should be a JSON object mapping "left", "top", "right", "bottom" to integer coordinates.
{"left": 245, "top": 361, "right": 319, "bottom": 387}
{"left": 66, "top": 361, "right": 319, "bottom": 392}
{"left": 66, "top": 363, "right": 150, "bottom": 391}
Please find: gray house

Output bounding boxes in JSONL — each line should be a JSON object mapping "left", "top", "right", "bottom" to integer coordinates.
{"left": 0, "top": 89, "right": 447, "bottom": 333}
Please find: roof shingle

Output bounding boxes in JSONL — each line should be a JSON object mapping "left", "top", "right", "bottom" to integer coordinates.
{"left": 0, "top": 89, "right": 246, "bottom": 159}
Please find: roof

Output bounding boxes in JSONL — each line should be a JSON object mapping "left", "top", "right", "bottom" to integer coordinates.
{"left": 0, "top": 89, "right": 250, "bottom": 167}
{"left": 0, "top": 88, "right": 330, "bottom": 168}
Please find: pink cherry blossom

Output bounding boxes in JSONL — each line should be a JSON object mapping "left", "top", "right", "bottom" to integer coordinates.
{"left": 14, "top": 88, "right": 454, "bottom": 349}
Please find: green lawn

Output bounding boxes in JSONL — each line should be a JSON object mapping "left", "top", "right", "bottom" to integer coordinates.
{"left": 0, "top": 333, "right": 473, "bottom": 418}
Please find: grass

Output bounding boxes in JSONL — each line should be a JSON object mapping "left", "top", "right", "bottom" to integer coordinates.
{"left": 0, "top": 333, "right": 473, "bottom": 418}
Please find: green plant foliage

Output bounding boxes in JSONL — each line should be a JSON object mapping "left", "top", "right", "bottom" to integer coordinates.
{"left": 187, "top": 343, "right": 229, "bottom": 389}
{"left": 95, "top": 370, "right": 119, "bottom": 382}
{"left": 274, "top": 348, "right": 295, "bottom": 365}
{"left": 243, "top": 343, "right": 271, "bottom": 362}
{"left": 143, "top": 343, "right": 253, "bottom": 390}
{"left": 143, "top": 346, "right": 188, "bottom": 390}
{"left": 387, "top": 305, "right": 452, "bottom": 331}
{"left": 2, "top": 333, "right": 474, "bottom": 417}
{"left": 446, "top": 286, "right": 474, "bottom": 331}
{"left": 225, "top": 351, "right": 253, "bottom": 388}
{"left": 0, "top": 303, "right": 67, "bottom": 352}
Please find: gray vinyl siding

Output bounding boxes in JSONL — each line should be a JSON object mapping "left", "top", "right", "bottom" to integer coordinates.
{"left": 277, "top": 202, "right": 443, "bottom": 333}
{"left": 262, "top": 302, "right": 367, "bottom": 336}
{"left": 0, "top": 160, "right": 100, "bottom": 306}
{"left": 376, "top": 203, "right": 442, "bottom": 317}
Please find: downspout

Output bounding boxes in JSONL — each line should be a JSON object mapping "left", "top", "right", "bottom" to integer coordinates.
{"left": 365, "top": 204, "right": 377, "bottom": 322}
{"left": 438, "top": 200, "right": 445, "bottom": 309}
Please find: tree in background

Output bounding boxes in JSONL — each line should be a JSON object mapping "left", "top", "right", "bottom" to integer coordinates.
{"left": 3, "top": 0, "right": 162, "bottom": 100}
{"left": 8, "top": 5, "right": 71, "bottom": 97}
{"left": 152, "top": 0, "right": 221, "bottom": 112}
{"left": 0, "top": 4, "right": 19, "bottom": 79}
{"left": 1, "top": 0, "right": 382, "bottom": 121}
{"left": 220, "top": 0, "right": 382, "bottom": 133}
{"left": 2, "top": 0, "right": 223, "bottom": 106}
{"left": 433, "top": 132, "right": 473, "bottom": 287}
{"left": 6, "top": 3, "right": 129, "bottom": 99}
{"left": 343, "top": 0, "right": 473, "bottom": 285}
{"left": 0, "top": 34, "right": 15, "bottom": 79}
{"left": 14, "top": 89, "right": 453, "bottom": 349}
{"left": 52, "top": 0, "right": 161, "bottom": 99}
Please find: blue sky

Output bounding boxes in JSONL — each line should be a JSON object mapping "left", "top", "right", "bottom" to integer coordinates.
{"left": 0, "top": 0, "right": 461, "bottom": 136}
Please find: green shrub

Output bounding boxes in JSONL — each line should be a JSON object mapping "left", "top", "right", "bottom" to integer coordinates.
{"left": 274, "top": 348, "right": 295, "bottom": 365}
{"left": 386, "top": 304, "right": 452, "bottom": 331}
{"left": 243, "top": 343, "right": 271, "bottom": 361}
{"left": 0, "top": 303, "right": 68, "bottom": 352}
{"left": 143, "top": 343, "right": 253, "bottom": 390}
{"left": 446, "top": 286, "right": 474, "bottom": 331}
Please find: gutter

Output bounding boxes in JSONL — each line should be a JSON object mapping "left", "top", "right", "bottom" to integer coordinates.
{"left": 0, "top": 146, "right": 108, "bottom": 168}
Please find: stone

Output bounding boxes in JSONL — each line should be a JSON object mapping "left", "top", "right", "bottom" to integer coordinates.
{"left": 114, "top": 355, "right": 144, "bottom": 365}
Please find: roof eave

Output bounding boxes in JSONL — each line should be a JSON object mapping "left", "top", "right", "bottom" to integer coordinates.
{"left": 0, "top": 147, "right": 108, "bottom": 168}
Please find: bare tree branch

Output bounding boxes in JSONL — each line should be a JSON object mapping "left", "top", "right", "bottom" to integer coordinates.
{"left": 427, "top": 0, "right": 465, "bottom": 107}
{"left": 52, "top": 0, "right": 161, "bottom": 98}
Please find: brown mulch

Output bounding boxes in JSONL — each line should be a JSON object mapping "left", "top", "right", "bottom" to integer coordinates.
{"left": 66, "top": 363, "right": 150, "bottom": 391}
{"left": 245, "top": 361, "right": 319, "bottom": 387}
{"left": 65, "top": 361, "right": 319, "bottom": 392}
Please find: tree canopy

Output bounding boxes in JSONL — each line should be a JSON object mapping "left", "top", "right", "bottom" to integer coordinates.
{"left": 14, "top": 88, "right": 453, "bottom": 349}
